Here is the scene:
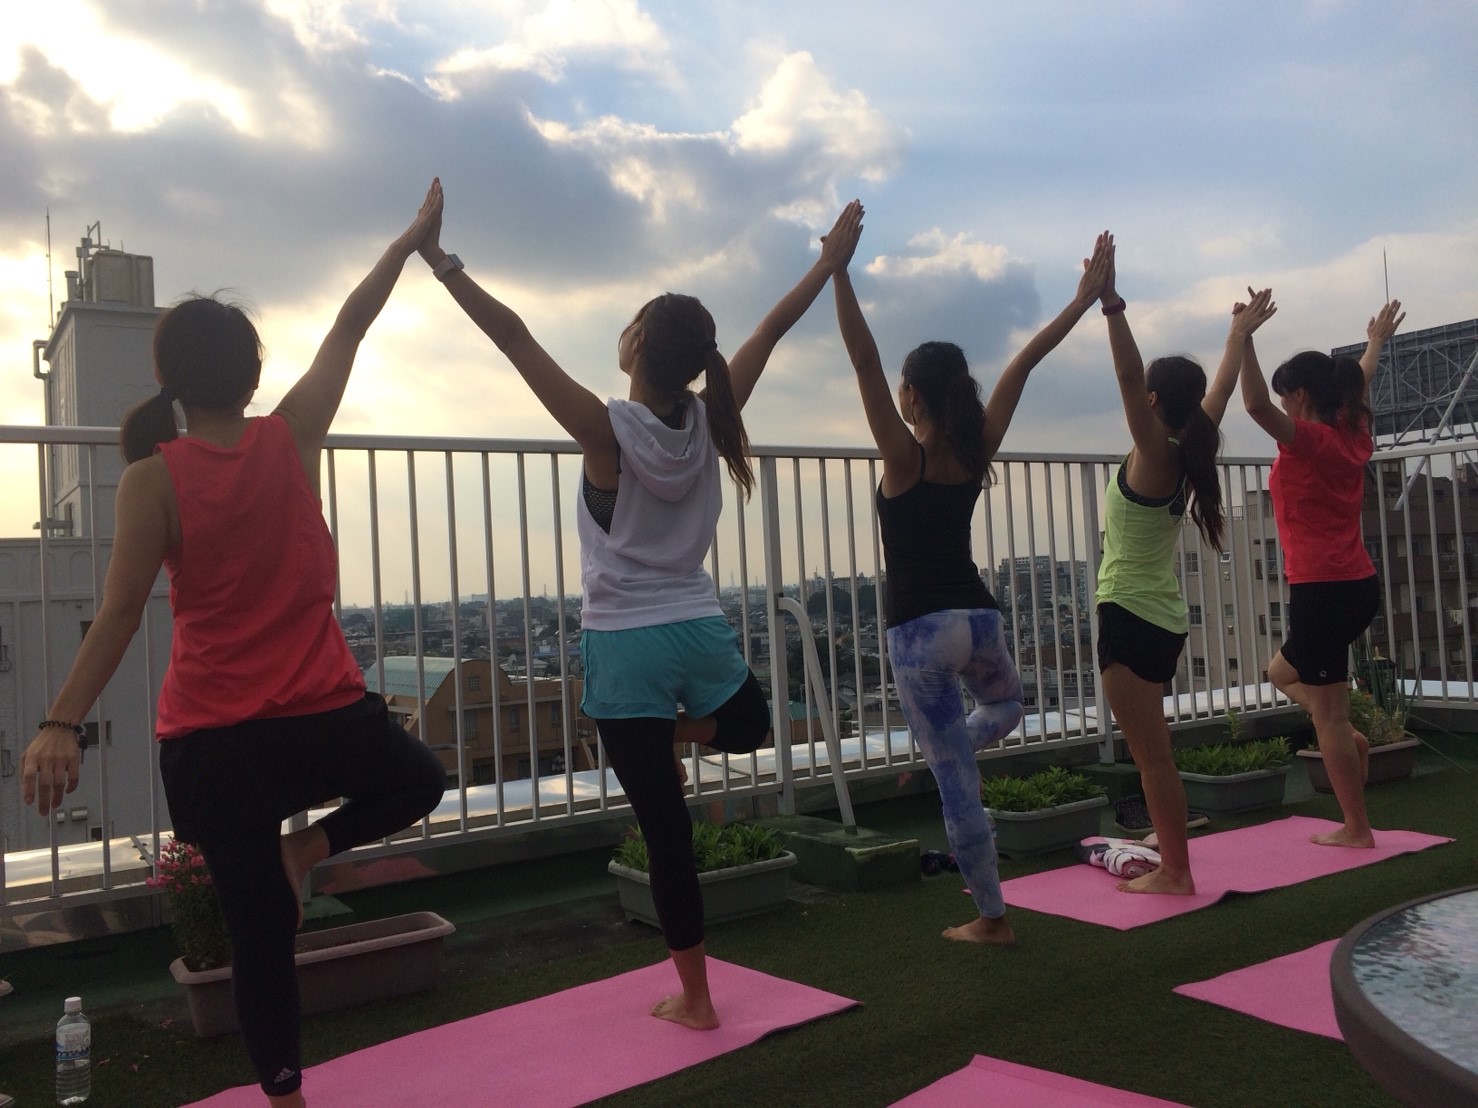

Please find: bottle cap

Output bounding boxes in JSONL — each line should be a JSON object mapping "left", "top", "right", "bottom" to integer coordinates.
{"left": 64, "top": 996, "right": 81, "bottom": 1013}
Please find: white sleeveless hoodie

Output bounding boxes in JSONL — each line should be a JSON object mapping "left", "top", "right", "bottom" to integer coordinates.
{"left": 577, "top": 395, "right": 724, "bottom": 630}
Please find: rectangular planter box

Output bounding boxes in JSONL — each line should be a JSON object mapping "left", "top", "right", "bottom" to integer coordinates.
{"left": 990, "top": 795, "right": 1108, "bottom": 859}
{"left": 608, "top": 852, "right": 797, "bottom": 929}
{"left": 1298, "top": 737, "right": 1419, "bottom": 793}
{"left": 170, "top": 910, "right": 455, "bottom": 1037}
{"left": 1179, "top": 765, "right": 1290, "bottom": 813}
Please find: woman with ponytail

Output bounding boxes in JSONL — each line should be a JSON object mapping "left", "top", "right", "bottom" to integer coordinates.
{"left": 1241, "top": 295, "right": 1404, "bottom": 849}
{"left": 421, "top": 188, "right": 861, "bottom": 1029}
{"left": 22, "top": 183, "right": 448, "bottom": 1106}
{"left": 1093, "top": 236, "right": 1274, "bottom": 896}
{"left": 833, "top": 223, "right": 1113, "bottom": 943}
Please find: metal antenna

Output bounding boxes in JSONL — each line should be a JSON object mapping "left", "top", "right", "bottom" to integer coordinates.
{"left": 46, "top": 209, "right": 55, "bottom": 325}
{"left": 1383, "top": 248, "right": 1390, "bottom": 304}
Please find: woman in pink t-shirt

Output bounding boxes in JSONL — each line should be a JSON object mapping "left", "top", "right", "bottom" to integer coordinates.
{"left": 1240, "top": 294, "right": 1404, "bottom": 849}
{"left": 22, "top": 183, "right": 448, "bottom": 1107}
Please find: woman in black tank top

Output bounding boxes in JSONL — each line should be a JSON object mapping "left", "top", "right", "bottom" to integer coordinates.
{"left": 832, "top": 225, "right": 1113, "bottom": 945}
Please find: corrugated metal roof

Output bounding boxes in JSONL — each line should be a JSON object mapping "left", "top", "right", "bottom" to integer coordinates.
{"left": 363, "top": 656, "right": 459, "bottom": 700}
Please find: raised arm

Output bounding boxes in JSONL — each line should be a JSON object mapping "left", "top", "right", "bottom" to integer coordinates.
{"left": 1238, "top": 290, "right": 1294, "bottom": 445}
{"left": 276, "top": 180, "right": 443, "bottom": 485}
{"left": 1098, "top": 239, "right": 1170, "bottom": 461}
{"left": 419, "top": 189, "right": 615, "bottom": 458}
{"left": 982, "top": 231, "right": 1112, "bottom": 460}
{"left": 21, "top": 461, "right": 172, "bottom": 815}
{"left": 1359, "top": 299, "right": 1405, "bottom": 391}
{"left": 1204, "top": 287, "right": 1277, "bottom": 427}
{"left": 833, "top": 266, "right": 918, "bottom": 481}
{"left": 725, "top": 201, "right": 864, "bottom": 411}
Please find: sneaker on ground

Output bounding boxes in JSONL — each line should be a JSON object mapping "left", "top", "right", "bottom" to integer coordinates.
{"left": 1113, "top": 794, "right": 1210, "bottom": 836}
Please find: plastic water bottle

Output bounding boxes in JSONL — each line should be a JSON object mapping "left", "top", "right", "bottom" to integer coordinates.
{"left": 55, "top": 996, "right": 90, "bottom": 1105}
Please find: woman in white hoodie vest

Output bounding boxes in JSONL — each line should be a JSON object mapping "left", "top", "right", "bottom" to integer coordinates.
{"left": 422, "top": 189, "right": 862, "bottom": 1030}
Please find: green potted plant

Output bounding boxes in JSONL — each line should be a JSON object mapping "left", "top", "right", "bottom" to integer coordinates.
{"left": 1175, "top": 714, "right": 1292, "bottom": 812}
{"left": 1298, "top": 686, "right": 1420, "bottom": 792}
{"left": 608, "top": 822, "right": 797, "bottom": 928}
{"left": 152, "top": 838, "right": 455, "bottom": 1037}
{"left": 981, "top": 766, "right": 1108, "bottom": 858}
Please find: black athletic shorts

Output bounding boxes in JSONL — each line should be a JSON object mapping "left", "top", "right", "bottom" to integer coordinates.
{"left": 1281, "top": 575, "right": 1380, "bottom": 686}
{"left": 1096, "top": 602, "right": 1188, "bottom": 685}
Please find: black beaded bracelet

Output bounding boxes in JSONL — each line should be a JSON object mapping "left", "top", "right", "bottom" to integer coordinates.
{"left": 39, "top": 719, "right": 86, "bottom": 741}
{"left": 1102, "top": 298, "right": 1127, "bottom": 316}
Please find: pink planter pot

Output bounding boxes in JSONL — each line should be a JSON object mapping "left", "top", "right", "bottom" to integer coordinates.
{"left": 169, "top": 911, "right": 455, "bottom": 1037}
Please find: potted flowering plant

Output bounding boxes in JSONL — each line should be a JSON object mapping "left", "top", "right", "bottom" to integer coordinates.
{"left": 146, "top": 838, "right": 231, "bottom": 971}
{"left": 151, "top": 837, "right": 456, "bottom": 1038}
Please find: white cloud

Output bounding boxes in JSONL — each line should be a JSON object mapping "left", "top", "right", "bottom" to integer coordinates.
{"left": 528, "top": 50, "right": 901, "bottom": 229}
{"left": 429, "top": 0, "right": 670, "bottom": 89}
{"left": 3, "top": 3, "right": 251, "bottom": 135}
{"left": 865, "top": 229, "right": 1015, "bottom": 284}
{"left": 732, "top": 50, "right": 902, "bottom": 183}
{"left": 262, "top": 0, "right": 393, "bottom": 54}
{"left": 2, "top": 2, "right": 335, "bottom": 143}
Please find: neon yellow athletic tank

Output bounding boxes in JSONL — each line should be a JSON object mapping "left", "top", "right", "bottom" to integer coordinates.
{"left": 1094, "top": 456, "right": 1188, "bottom": 634}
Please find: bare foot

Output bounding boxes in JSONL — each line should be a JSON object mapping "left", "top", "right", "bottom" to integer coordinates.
{"left": 1310, "top": 827, "right": 1376, "bottom": 849}
{"left": 651, "top": 993, "right": 720, "bottom": 1030}
{"left": 942, "top": 915, "right": 1016, "bottom": 945}
{"left": 1117, "top": 867, "right": 1195, "bottom": 895}
{"left": 280, "top": 827, "right": 327, "bottom": 930}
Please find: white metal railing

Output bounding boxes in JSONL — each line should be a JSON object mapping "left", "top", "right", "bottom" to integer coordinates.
{"left": 2, "top": 424, "right": 1475, "bottom": 913}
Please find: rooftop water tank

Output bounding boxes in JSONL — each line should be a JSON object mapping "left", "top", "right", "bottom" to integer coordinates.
{"left": 83, "top": 249, "right": 155, "bottom": 307}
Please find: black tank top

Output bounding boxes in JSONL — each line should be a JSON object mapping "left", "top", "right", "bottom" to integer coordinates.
{"left": 877, "top": 445, "right": 997, "bottom": 625}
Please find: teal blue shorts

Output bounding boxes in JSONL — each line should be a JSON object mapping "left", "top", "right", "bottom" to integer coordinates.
{"left": 580, "top": 617, "right": 750, "bottom": 720}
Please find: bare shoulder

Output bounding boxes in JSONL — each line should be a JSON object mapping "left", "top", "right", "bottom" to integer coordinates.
{"left": 119, "top": 454, "right": 180, "bottom": 544}
{"left": 121, "top": 454, "right": 172, "bottom": 494}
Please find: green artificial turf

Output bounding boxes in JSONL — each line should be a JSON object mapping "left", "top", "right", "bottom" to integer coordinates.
{"left": 1, "top": 746, "right": 1472, "bottom": 1107}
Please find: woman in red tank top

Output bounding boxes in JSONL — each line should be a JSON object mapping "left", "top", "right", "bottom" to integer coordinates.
{"left": 1240, "top": 294, "right": 1403, "bottom": 851}
{"left": 21, "top": 182, "right": 449, "bottom": 1107}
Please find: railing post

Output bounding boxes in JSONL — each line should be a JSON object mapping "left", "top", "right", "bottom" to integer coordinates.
{"left": 1080, "top": 465, "right": 1114, "bottom": 764}
{"left": 759, "top": 457, "right": 795, "bottom": 815}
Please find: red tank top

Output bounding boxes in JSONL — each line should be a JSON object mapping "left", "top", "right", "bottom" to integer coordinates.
{"left": 1269, "top": 417, "right": 1375, "bottom": 584}
{"left": 155, "top": 415, "right": 365, "bottom": 739}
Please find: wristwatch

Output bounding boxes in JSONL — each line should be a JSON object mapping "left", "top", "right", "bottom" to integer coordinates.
{"left": 432, "top": 253, "right": 464, "bottom": 281}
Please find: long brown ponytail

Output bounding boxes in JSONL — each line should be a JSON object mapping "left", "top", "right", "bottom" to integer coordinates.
{"left": 1146, "top": 356, "right": 1224, "bottom": 551}
{"left": 634, "top": 293, "right": 754, "bottom": 497}
{"left": 901, "top": 341, "right": 990, "bottom": 484}
{"left": 120, "top": 294, "right": 262, "bottom": 463}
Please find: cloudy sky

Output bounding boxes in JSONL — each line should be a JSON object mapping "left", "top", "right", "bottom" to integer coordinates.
{"left": 4, "top": 0, "right": 1476, "bottom": 461}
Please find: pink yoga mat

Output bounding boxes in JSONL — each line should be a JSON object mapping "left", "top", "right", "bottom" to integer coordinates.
{"left": 893, "top": 1054, "right": 1187, "bottom": 1107}
{"left": 184, "top": 958, "right": 857, "bottom": 1107}
{"left": 1174, "top": 940, "right": 1342, "bottom": 1039}
{"left": 1001, "top": 816, "right": 1451, "bottom": 929}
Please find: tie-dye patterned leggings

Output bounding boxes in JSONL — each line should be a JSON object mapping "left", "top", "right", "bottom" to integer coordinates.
{"left": 887, "top": 608, "right": 1024, "bottom": 919}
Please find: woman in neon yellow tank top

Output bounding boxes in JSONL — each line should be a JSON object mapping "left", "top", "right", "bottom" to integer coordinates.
{"left": 1093, "top": 237, "right": 1275, "bottom": 895}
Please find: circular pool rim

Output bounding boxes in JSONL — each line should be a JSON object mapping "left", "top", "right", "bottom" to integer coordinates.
{"left": 1331, "top": 884, "right": 1478, "bottom": 1106}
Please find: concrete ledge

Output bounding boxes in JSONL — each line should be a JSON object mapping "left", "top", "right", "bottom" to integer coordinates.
{"left": 757, "top": 815, "right": 919, "bottom": 891}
